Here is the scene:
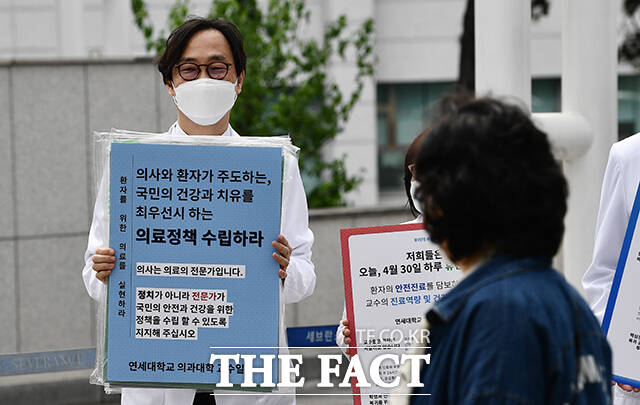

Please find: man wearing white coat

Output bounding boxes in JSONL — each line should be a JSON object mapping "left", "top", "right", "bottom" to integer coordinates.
{"left": 82, "top": 17, "right": 315, "bottom": 405}
{"left": 584, "top": 133, "right": 640, "bottom": 404}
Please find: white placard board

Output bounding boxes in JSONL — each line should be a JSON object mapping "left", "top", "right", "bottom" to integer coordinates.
{"left": 341, "top": 223, "right": 462, "bottom": 405}
{"left": 602, "top": 184, "right": 640, "bottom": 389}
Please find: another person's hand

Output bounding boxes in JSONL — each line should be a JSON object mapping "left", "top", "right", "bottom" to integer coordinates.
{"left": 342, "top": 319, "right": 352, "bottom": 356}
{"left": 613, "top": 381, "right": 640, "bottom": 392}
{"left": 272, "top": 234, "right": 291, "bottom": 280}
{"left": 92, "top": 248, "right": 115, "bottom": 283}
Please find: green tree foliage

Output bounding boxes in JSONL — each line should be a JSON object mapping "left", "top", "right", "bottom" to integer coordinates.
{"left": 131, "top": 0, "right": 375, "bottom": 208}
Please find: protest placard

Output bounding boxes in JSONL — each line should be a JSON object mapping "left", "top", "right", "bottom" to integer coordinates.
{"left": 602, "top": 183, "right": 640, "bottom": 389}
{"left": 341, "top": 223, "right": 462, "bottom": 404}
{"left": 105, "top": 141, "right": 283, "bottom": 389}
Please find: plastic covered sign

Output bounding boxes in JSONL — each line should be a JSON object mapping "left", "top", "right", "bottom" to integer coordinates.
{"left": 89, "top": 129, "right": 299, "bottom": 393}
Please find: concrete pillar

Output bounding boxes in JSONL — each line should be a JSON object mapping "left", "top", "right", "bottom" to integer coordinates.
{"left": 474, "top": 0, "right": 617, "bottom": 295}
{"left": 475, "top": 0, "right": 531, "bottom": 109}
{"left": 561, "top": 0, "right": 617, "bottom": 293}
{"left": 57, "top": 0, "right": 84, "bottom": 57}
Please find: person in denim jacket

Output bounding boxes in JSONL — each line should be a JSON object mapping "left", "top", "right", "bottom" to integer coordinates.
{"left": 406, "top": 98, "right": 612, "bottom": 404}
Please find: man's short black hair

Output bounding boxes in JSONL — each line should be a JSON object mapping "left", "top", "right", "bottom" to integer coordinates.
{"left": 414, "top": 97, "right": 568, "bottom": 262}
{"left": 156, "top": 17, "right": 246, "bottom": 85}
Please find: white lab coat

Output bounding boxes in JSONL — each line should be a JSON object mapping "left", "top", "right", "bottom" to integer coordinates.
{"left": 583, "top": 133, "right": 640, "bottom": 404}
{"left": 82, "top": 123, "right": 316, "bottom": 405}
{"left": 335, "top": 215, "right": 422, "bottom": 355}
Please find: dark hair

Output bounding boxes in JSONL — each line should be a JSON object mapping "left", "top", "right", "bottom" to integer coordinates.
{"left": 414, "top": 97, "right": 568, "bottom": 262}
{"left": 156, "top": 17, "right": 246, "bottom": 85}
{"left": 404, "top": 130, "right": 428, "bottom": 217}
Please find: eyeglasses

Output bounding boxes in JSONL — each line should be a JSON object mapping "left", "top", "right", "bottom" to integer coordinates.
{"left": 175, "top": 61, "right": 233, "bottom": 81}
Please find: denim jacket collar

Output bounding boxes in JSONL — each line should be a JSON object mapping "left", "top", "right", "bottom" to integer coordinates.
{"left": 428, "top": 255, "right": 551, "bottom": 324}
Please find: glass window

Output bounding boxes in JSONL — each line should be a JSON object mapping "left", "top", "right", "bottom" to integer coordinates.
{"left": 377, "top": 82, "right": 455, "bottom": 191}
{"left": 532, "top": 78, "right": 560, "bottom": 113}
{"left": 530, "top": 76, "right": 640, "bottom": 141}
{"left": 377, "top": 76, "right": 640, "bottom": 192}
{"left": 619, "top": 75, "right": 640, "bottom": 140}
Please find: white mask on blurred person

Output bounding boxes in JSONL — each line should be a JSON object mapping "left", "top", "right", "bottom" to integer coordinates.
{"left": 410, "top": 180, "right": 423, "bottom": 214}
{"left": 172, "top": 78, "right": 237, "bottom": 126}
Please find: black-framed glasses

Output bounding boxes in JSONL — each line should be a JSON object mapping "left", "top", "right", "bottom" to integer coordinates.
{"left": 175, "top": 62, "right": 233, "bottom": 81}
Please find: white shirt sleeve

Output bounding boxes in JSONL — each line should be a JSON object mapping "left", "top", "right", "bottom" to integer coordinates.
{"left": 281, "top": 156, "right": 316, "bottom": 304}
{"left": 583, "top": 143, "right": 628, "bottom": 323}
{"left": 82, "top": 172, "right": 108, "bottom": 302}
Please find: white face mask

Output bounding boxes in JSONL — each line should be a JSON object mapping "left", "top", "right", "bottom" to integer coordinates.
{"left": 172, "top": 78, "right": 238, "bottom": 126}
{"left": 410, "top": 180, "right": 423, "bottom": 214}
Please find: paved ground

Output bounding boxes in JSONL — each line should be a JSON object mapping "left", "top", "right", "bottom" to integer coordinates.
{"left": 0, "top": 357, "right": 358, "bottom": 405}
{"left": 0, "top": 373, "right": 356, "bottom": 405}
{"left": 93, "top": 384, "right": 354, "bottom": 405}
